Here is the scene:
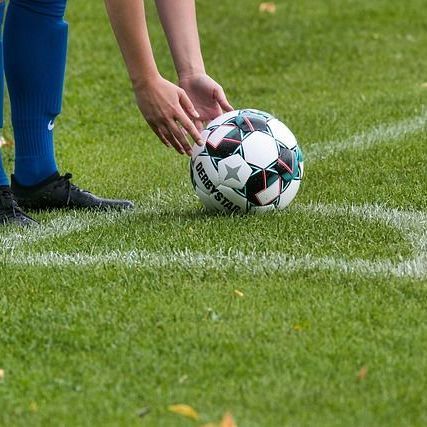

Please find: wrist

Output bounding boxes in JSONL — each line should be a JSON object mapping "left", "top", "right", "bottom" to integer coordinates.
{"left": 177, "top": 66, "right": 206, "bottom": 81}
{"left": 130, "top": 69, "right": 162, "bottom": 92}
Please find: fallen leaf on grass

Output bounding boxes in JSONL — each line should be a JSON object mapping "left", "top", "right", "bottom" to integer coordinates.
{"left": 168, "top": 404, "right": 199, "bottom": 420}
{"left": 233, "top": 290, "right": 244, "bottom": 298}
{"left": 29, "top": 401, "right": 38, "bottom": 412}
{"left": 259, "top": 2, "right": 276, "bottom": 13}
{"left": 292, "top": 320, "right": 310, "bottom": 331}
{"left": 206, "top": 308, "right": 221, "bottom": 321}
{"left": 0, "top": 369, "right": 4, "bottom": 382}
{"left": 137, "top": 407, "right": 150, "bottom": 418}
{"left": 178, "top": 374, "right": 188, "bottom": 384}
{"left": 356, "top": 366, "right": 368, "bottom": 381}
{"left": 220, "top": 412, "right": 237, "bottom": 427}
{"left": 421, "top": 82, "right": 427, "bottom": 88}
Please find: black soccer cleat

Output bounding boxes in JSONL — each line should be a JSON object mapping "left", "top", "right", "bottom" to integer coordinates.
{"left": 0, "top": 186, "right": 38, "bottom": 226}
{"left": 11, "top": 172, "right": 134, "bottom": 211}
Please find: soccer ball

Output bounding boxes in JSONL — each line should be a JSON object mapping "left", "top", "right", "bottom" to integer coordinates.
{"left": 190, "top": 109, "right": 304, "bottom": 214}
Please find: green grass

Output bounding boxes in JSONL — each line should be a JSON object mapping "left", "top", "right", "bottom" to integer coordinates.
{"left": 1, "top": 0, "right": 426, "bottom": 426}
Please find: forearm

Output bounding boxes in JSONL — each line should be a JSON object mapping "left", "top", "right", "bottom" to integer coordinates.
{"left": 104, "top": 0, "right": 159, "bottom": 89}
{"left": 155, "top": 0, "right": 205, "bottom": 78}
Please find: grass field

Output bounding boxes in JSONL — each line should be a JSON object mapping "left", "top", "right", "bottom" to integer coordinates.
{"left": 1, "top": 0, "right": 427, "bottom": 426}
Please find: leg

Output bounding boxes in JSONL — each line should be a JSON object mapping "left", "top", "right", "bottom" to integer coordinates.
{"left": 4, "top": 0, "right": 68, "bottom": 186}
{"left": 4, "top": 0, "right": 133, "bottom": 211}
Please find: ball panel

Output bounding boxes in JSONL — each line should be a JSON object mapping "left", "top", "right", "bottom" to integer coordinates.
{"left": 192, "top": 155, "right": 219, "bottom": 194}
{"left": 277, "top": 179, "right": 301, "bottom": 209}
{"left": 206, "top": 125, "right": 242, "bottom": 159}
{"left": 191, "top": 141, "right": 207, "bottom": 161}
{"left": 241, "top": 109, "right": 274, "bottom": 121}
{"left": 241, "top": 131, "right": 278, "bottom": 168}
{"left": 217, "top": 154, "right": 252, "bottom": 189}
{"left": 255, "top": 176, "right": 281, "bottom": 206}
{"left": 268, "top": 119, "right": 298, "bottom": 149}
{"left": 206, "top": 110, "right": 240, "bottom": 129}
{"left": 209, "top": 185, "right": 246, "bottom": 214}
{"left": 245, "top": 170, "right": 280, "bottom": 206}
{"left": 235, "top": 111, "right": 269, "bottom": 133}
{"left": 276, "top": 146, "right": 299, "bottom": 181}
{"left": 195, "top": 186, "right": 219, "bottom": 212}
{"left": 216, "top": 185, "right": 248, "bottom": 213}
{"left": 299, "top": 161, "right": 304, "bottom": 179}
{"left": 250, "top": 204, "right": 276, "bottom": 214}
{"left": 207, "top": 125, "right": 237, "bottom": 148}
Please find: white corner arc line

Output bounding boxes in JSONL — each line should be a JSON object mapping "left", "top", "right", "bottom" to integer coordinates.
{"left": 306, "top": 111, "right": 427, "bottom": 161}
{"left": 5, "top": 250, "right": 427, "bottom": 280}
{"left": 2, "top": 202, "right": 426, "bottom": 279}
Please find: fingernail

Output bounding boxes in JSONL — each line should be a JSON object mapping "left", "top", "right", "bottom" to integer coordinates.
{"left": 197, "top": 139, "right": 204, "bottom": 146}
{"left": 194, "top": 111, "right": 200, "bottom": 118}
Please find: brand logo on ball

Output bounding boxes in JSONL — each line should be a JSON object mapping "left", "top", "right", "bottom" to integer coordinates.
{"left": 195, "top": 161, "right": 241, "bottom": 213}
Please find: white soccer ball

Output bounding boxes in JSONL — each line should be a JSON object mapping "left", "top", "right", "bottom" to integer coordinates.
{"left": 190, "top": 109, "right": 304, "bottom": 214}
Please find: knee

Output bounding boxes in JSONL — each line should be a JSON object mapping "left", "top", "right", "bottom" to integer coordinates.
{"left": 10, "top": 0, "right": 67, "bottom": 18}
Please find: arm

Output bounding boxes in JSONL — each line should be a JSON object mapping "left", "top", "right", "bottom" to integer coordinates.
{"left": 155, "top": 0, "right": 233, "bottom": 129}
{"left": 154, "top": 0, "right": 204, "bottom": 78}
{"left": 104, "top": 0, "right": 202, "bottom": 155}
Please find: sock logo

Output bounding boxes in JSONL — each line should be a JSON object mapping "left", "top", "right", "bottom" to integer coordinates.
{"left": 48, "top": 120, "right": 55, "bottom": 131}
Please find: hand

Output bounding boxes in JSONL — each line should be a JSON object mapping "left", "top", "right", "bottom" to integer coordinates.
{"left": 179, "top": 73, "right": 234, "bottom": 130}
{"left": 134, "top": 75, "right": 203, "bottom": 155}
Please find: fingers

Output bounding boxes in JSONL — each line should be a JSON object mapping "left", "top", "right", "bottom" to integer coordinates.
{"left": 214, "top": 86, "right": 234, "bottom": 112}
{"left": 194, "top": 119, "right": 204, "bottom": 132}
{"left": 177, "top": 111, "right": 204, "bottom": 146}
{"left": 160, "top": 126, "right": 186, "bottom": 155}
{"left": 150, "top": 121, "right": 186, "bottom": 155}
{"left": 151, "top": 125, "right": 172, "bottom": 149}
{"left": 179, "top": 90, "right": 200, "bottom": 120}
{"left": 151, "top": 121, "right": 197, "bottom": 156}
{"left": 168, "top": 120, "right": 193, "bottom": 155}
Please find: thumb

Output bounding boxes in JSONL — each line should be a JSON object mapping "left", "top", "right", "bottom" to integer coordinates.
{"left": 214, "top": 86, "right": 234, "bottom": 112}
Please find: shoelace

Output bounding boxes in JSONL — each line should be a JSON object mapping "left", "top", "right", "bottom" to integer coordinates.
{"left": 54, "top": 173, "right": 91, "bottom": 205}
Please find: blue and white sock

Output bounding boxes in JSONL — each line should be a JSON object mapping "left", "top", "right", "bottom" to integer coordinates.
{"left": 4, "top": 0, "right": 68, "bottom": 186}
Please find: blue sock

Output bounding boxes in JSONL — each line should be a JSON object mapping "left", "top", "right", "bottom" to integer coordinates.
{"left": 0, "top": 1, "right": 9, "bottom": 186}
{"left": 4, "top": 0, "right": 68, "bottom": 187}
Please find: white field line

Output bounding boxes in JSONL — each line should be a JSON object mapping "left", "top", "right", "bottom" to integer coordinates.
{"left": 306, "top": 112, "right": 427, "bottom": 161}
{"left": 0, "top": 209, "right": 135, "bottom": 251}
{"left": 2, "top": 201, "right": 424, "bottom": 252}
{"left": 5, "top": 250, "right": 427, "bottom": 279}
{"left": 294, "top": 203, "right": 427, "bottom": 253}
{"left": 1, "top": 202, "right": 425, "bottom": 279}
{"left": 0, "top": 192, "right": 173, "bottom": 251}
